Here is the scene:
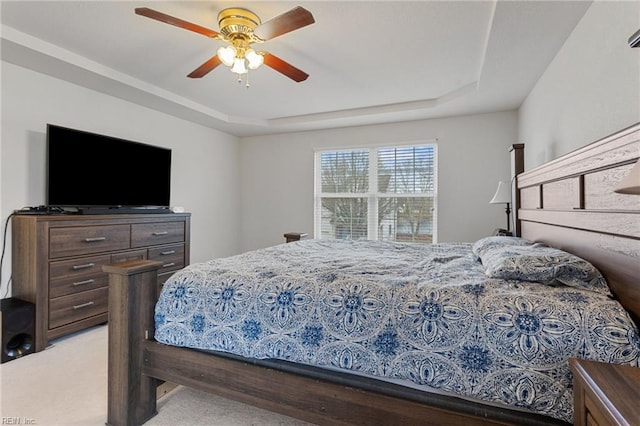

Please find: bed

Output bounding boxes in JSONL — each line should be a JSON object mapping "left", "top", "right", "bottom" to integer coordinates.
{"left": 104, "top": 123, "right": 640, "bottom": 426}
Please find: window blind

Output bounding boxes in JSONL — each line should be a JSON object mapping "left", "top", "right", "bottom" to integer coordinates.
{"left": 315, "top": 144, "right": 436, "bottom": 243}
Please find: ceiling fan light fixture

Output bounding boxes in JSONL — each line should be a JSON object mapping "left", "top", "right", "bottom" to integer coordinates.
{"left": 217, "top": 45, "right": 236, "bottom": 66}
{"left": 245, "top": 49, "right": 264, "bottom": 69}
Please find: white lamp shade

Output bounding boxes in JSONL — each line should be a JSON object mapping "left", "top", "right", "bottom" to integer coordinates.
{"left": 217, "top": 45, "right": 236, "bottom": 66}
{"left": 230, "top": 57, "right": 248, "bottom": 74}
{"left": 490, "top": 181, "right": 511, "bottom": 204}
{"left": 614, "top": 160, "right": 640, "bottom": 195}
{"left": 245, "top": 49, "right": 264, "bottom": 70}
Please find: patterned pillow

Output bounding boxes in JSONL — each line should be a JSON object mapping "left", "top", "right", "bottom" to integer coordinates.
{"left": 471, "top": 236, "right": 533, "bottom": 259}
{"left": 479, "top": 244, "right": 612, "bottom": 296}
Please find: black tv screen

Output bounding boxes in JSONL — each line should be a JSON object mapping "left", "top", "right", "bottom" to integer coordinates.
{"left": 47, "top": 124, "right": 171, "bottom": 209}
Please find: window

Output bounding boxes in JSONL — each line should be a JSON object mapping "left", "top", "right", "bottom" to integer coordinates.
{"left": 315, "top": 144, "right": 437, "bottom": 243}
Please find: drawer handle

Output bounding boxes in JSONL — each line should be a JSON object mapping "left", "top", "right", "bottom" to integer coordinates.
{"left": 153, "top": 231, "right": 169, "bottom": 236}
{"left": 73, "top": 279, "right": 95, "bottom": 286}
{"left": 73, "top": 301, "right": 94, "bottom": 310}
{"left": 160, "top": 250, "right": 176, "bottom": 255}
{"left": 162, "top": 262, "right": 176, "bottom": 268}
{"left": 72, "top": 263, "right": 95, "bottom": 270}
{"left": 85, "top": 237, "right": 107, "bottom": 243}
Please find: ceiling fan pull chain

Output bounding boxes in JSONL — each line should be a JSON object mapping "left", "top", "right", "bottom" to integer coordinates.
{"left": 246, "top": 73, "right": 251, "bottom": 88}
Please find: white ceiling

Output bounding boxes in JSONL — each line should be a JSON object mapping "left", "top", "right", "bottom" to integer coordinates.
{"left": 1, "top": 1, "right": 591, "bottom": 137}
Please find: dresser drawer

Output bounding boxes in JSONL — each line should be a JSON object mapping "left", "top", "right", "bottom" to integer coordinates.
{"left": 49, "top": 254, "right": 111, "bottom": 298}
{"left": 111, "top": 249, "right": 148, "bottom": 264}
{"left": 158, "top": 271, "right": 174, "bottom": 288}
{"left": 50, "top": 225, "right": 131, "bottom": 258}
{"left": 148, "top": 244, "right": 185, "bottom": 273}
{"left": 132, "top": 222, "right": 184, "bottom": 248}
{"left": 49, "top": 287, "right": 108, "bottom": 329}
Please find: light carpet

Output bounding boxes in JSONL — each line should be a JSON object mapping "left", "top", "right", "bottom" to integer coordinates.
{"left": 0, "top": 324, "right": 312, "bottom": 426}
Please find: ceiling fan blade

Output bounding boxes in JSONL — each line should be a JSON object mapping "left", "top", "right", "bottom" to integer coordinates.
{"left": 188, "top": 56, "right": 222, "bottom": 78}
{"left": 254, "top": 6, "right": 315, "bottom": 41}
{"left": 263, "top": 53, "right": 309, "bottom": 82}
{"left": 135, "top": 7, "right": 220, "bottom": 39}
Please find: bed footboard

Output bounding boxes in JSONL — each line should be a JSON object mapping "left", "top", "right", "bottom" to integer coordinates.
{"left": 104, "top": 260, "right": 161, "bottom": 426}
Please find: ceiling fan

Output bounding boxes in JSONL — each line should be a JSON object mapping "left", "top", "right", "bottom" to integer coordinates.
{"left": 135, "top": 6, "right": 315, "bottom": 84}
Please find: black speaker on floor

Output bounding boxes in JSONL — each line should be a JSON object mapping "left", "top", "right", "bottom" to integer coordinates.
{"left": 1, "top": 298, "right": 35, "bottom": 363}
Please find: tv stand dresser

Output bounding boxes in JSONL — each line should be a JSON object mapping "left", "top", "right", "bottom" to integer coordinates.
{"left": 12, "top": 212, "right": 190, "bottom": 352}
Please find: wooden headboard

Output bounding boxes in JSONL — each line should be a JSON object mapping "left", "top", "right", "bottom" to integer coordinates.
{"left": 517, "top": 123, "right": 640, "bottom": 325}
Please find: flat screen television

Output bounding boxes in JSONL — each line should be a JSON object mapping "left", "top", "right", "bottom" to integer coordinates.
{"left": 47, "top": 124, "right": 172, "bottom": 212}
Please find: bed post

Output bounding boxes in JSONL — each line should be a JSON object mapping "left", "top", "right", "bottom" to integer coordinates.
{"left": 103, "top": 260, "right": 161, "bottom": 426}
{"left": 510, "top": 143, "right": 525, "bottom": 237}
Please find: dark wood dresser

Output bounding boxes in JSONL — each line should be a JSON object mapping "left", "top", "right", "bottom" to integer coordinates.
{"left": 11, "top": 212, "right": 190, "bottom": 352}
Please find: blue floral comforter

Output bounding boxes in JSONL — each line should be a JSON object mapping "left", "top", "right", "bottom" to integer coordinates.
{"left": 155, "top": 239, "right": 640, "bottom": 422}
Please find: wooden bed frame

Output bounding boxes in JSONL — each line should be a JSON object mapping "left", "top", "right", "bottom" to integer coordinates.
{"left": 104, "top": 124, "right": 639, "bottom": 426}
{"left": 518, "top": 123, "right": 640, "bottom": 326}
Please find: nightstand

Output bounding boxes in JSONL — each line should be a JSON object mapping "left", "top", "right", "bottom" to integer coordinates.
{"left": 569, "top": 358, "right": 640, "bottom": 425}
{"left": 284, "top": 232, "right": 308, "bottom": 243}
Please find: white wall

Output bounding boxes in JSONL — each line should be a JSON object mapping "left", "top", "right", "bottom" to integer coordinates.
{"left": 239, "top": 111, "right": 518, "bottom": 251}
{"left": 519, "top": 0, "right": 640, "bottom": 169}
{"left": 0, "top": 61, "right": 241, "bottom": 296}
